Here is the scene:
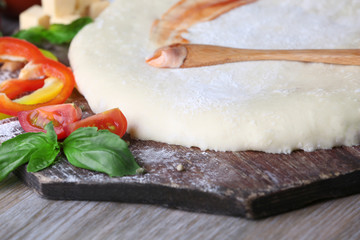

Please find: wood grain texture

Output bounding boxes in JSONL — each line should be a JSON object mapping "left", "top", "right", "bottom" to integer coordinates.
{"left": 13, "top": 138, "right": 360, "bottom": 219}
{"left": 1, "top": 175, "right": 360, "bottom": 240}
{"left": 148, "top": 44, "right": 360, "bottom": 68}
{"left": 182, "top": 44, "right": 360, "bottom": 68}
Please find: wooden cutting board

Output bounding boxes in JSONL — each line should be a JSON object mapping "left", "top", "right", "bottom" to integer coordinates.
{"left": 0, "top": 88, "right": 359, "bottom": 219}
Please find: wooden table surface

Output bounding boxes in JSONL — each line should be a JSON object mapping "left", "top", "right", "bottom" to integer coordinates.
{"left": 1, "top": 14, "right": 360, "bottom": 240}
{"left": 0, "top": 174, "right": 359, "bottom": 240}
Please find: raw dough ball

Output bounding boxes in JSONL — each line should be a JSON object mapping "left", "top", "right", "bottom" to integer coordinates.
{"left": 69, "top": 0, "right": 360, "bottom": 153}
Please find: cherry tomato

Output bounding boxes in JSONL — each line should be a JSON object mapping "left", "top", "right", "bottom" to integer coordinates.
{"left": 64, "top": 108, "right": 127, "bottom": 138}
{"left": 18, "top": 103, "right": 82, "bottom": 139}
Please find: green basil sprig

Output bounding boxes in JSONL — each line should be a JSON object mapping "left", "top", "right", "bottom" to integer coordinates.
{"left": 12, "top": 17, "right": 93, "bottom": 45}
{"left": 62, "top": 127, "right": 140, "bottom": 177}
{"left": 0, "top": 123, "right": 141, "bottom": 182}
{"left": 0, "top": 123, "right": 59, "bottom": 181}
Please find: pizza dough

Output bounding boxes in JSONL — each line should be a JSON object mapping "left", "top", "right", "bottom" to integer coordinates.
{"left": 69, "top": 0, "right": 360, "bottom": 153}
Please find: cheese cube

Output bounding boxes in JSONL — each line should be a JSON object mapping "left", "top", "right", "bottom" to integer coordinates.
{"left": 42, "top": 0, "right": 76, "bottom": 17}
{"left": 76, "top": 0, "right": 101, "bottom": 16}
{"left": 19, "top": 5, "right": 50, "bottom": 30}
{"left": 50, "top": 14, "right": 81, "bottom": 25}
{"left": 89, "top": 1, "right": 110, "bottom": 19}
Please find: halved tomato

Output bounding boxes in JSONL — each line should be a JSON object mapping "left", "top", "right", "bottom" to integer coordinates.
{"left": 64, "top": 108, "right": 127, "bottom": 138}
{"left": 18, "top": 103, "right": 82, "bottom": 139}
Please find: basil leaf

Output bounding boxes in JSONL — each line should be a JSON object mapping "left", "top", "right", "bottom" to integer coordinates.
{"left": 0, "top": 122, "right": 61, "bottom": 180}
{"left": 12, "top": 26, "right": 47, "bottom": 45}
{"left": 44, "top": 122, "right": 58, "bottom": 142}
{"left": 13, "top": 17, "right": 93, "bottom": 45}
{"left": 26, "top": 123, "right": 60, "bottom": 172}
{"left": 0, "top": 133, "right": 39, "bottom": 181}
{"left": 44, "top": 17, "right": 93, "bottom": 44}
{"left": 0, "top": 130, "right": 52, "bottom": 181}
{"left": 63, "top": 127, "right": 140, "bottom": 177}
{"left": 27, "top": 145, "right": 60, "bottom": 172}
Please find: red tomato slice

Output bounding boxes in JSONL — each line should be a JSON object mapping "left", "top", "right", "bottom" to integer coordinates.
{"left": 64, "top": 108, "right": 127, "bottom": 138}
{"left": 18, "top": 103, "right": 82, "bottom": 139}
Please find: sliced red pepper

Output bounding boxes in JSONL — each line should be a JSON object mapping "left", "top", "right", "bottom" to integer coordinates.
{"left": 0, "top": 78, "right": 45, "bottom": 99}
{"left": 0, "top": 37, "right": 75, "bottom": 117}
{"left": 0, "top": 37, "right": 44, "bottom": 62}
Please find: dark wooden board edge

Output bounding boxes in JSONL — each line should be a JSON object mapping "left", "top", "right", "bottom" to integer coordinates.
{"left": 248, "top": 170, "right": 360, "bottom": 219}
{"left": 13, "top": 165, "right": 247, "bottom": 217}
{"left": 14, "top": 163, "right": 360, "bottom": 219}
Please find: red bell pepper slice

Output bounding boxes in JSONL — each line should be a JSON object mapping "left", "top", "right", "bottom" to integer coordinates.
{"left": 0, "top": 37, "right": 75, "bottom": 117}
{"left": 0, "top": 78, "right": 45, "bottom": 99}
{"left": 0, "top": 37, "right": 44, "bottom": 61}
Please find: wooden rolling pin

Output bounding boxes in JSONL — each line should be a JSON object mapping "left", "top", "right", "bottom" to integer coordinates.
{"left": 146, "top": 44, "right": 360, "bottom": 68}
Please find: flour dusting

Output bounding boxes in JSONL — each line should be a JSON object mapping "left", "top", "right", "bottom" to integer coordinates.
{"left": 0, "top": 119, "right": 23, "bottom": 143}
{"left": 0, "top": 70, "right": 23, "bottom": 143}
